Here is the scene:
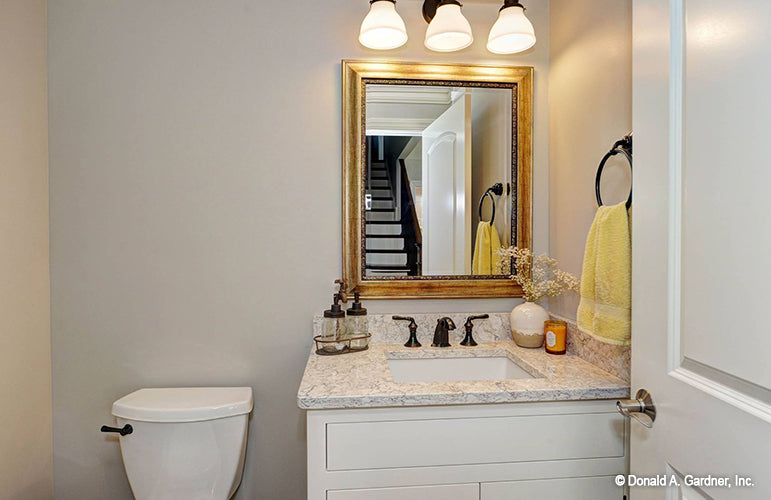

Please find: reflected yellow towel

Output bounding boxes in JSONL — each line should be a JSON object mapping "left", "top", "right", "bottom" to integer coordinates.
{"left": 472, "top": 222, "right": 502, "bottom": 275}
{"left": 577, "top": 202, "right": 631, "bottom": 345}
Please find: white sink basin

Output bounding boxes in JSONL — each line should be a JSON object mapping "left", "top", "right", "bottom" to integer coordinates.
{"left": 388, "top": 356, "right": 536, "bottom": 383}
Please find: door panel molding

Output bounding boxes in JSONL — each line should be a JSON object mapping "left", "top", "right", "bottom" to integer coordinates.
{"left": 666, "top": 0, "right": 685, "bottom": 375}
{"left": 671, "top": 363, "right": 771, "bottom": 424}
{"left": 665, "top": 464, "right": 711, "bottom": 500}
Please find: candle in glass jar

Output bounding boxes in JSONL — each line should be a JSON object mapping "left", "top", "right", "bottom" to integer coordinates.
{"left": 544, "top": 320, "right": 567, "bottom": 355}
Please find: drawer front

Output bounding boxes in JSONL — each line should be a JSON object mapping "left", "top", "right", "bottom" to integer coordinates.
{"left": 481, "top": 476, "right": 622, "bottom": 499}
{"left": 328, "top": 483, "right": 479, "bottom": 500}
{"left": 327, "top": 412, "right": 624, "bottom": 471}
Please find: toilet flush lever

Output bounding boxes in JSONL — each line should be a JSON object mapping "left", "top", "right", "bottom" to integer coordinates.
{"left": 101, "top": 424, "right": 133, "bottom": 436}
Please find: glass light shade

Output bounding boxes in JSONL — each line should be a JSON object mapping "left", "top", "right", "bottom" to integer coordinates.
{"left": 359, "top": 0, "right": 408, "bottom": 50}
{"left": 424, "top": 3, "right": 473, "bottom": 52}
{"left": 487, "top": 5, "right": 536, "bottom": 54}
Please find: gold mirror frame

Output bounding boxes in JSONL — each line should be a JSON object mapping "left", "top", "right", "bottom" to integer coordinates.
{"left": 342, "top": 60, "right": 533, "bottom": 299}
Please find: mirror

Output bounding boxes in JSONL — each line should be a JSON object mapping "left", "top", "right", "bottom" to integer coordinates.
{"left": 343, "top": 61, "right": 533, "bottom": 299}
{"left": 365, "top": 84, "right": 512, "bottom": 277}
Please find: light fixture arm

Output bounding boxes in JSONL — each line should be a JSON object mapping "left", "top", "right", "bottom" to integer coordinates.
{"left": 422, "top": 0, "right": 463, "bottom": 23}
{"left": 501, "top": 0, "right": 525, "bottom": 11}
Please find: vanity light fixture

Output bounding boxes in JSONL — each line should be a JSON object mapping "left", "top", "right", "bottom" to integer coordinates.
{"left": 358, "top": 0, "right": 536, "bottom": 54}
{"left": 423, "top": 0, "right": 474, "bottom": 52}
{"left": 487, "top": 0, "right": 536, "bottom": 54}
{"left": 359, "top": 0, "right": 409, "bottom": 50}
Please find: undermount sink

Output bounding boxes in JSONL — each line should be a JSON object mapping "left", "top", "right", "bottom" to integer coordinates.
{"left": 387, "top": 356, "right": 536, "bottom": 383}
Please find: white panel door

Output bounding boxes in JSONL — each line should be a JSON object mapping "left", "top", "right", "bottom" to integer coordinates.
{"left": 422, "top": 94, "right": 472, "bottom": 275}
{"left": 631, "top": 1, "right": 771, "bottom": 498}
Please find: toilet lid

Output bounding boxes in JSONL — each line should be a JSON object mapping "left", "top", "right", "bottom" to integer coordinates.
{"left": 112, "top": 387, "right": 253, "bottom": 423}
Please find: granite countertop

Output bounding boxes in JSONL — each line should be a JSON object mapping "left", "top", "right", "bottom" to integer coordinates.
{"left": 297, "top": 340, "right": 630, "bottom": 410}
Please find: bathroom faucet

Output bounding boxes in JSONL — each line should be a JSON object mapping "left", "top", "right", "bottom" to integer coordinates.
{"left": 432, "top": 317, "right": 456, "bottom": 348}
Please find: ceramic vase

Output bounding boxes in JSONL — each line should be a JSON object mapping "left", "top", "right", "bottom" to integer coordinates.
{"left": 510, "top": 301, "right": 550, "bottom": 348}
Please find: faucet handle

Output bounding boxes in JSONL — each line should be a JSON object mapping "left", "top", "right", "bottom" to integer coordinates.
{"left": 392, "top": 316, "right": 421, "bottom": 348}
{"left": 461, "top": 314, "right": 489, "bottom": 347}
{"left": 393, "top": 315, "right": 415, "bottom": 325}
{"left": 464, "top": 314, "right": 489, "bottom": 327}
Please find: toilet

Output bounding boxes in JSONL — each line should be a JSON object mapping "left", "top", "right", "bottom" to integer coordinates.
{"left": 109, "top": 387, "right": 253, "bottom": 500}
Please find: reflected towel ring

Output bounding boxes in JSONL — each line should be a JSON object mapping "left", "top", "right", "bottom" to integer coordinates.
{"left": 478, "top": 183, "right": 504, "bottom": 224}
{"left": 596, "top": 134, "right": 633, "bottom": 209}
{"left": 479, "top": 192, "right": 496, "bottom": 224}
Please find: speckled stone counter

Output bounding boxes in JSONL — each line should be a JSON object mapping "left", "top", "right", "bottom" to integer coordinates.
{"left": 297, "top": 339, "right": 630, "bottom": 410}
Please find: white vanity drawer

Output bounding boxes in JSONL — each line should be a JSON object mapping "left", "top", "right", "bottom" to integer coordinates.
{"left": 328, "top": 483, "right": 479, "bottom": 500}
{"left": 481, "top": 476, "right": 621, "bottom": 499}
{"left": 326, "top": 412, "right": 624, "bottom": 471}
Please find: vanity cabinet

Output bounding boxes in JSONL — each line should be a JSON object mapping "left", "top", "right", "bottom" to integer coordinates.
{"left": 308, "top": 400, "right": 628, "bottom": 500}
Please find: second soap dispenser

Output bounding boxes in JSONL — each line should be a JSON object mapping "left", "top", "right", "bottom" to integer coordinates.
{"left": 346, "top": 292, "right": 370, "bottom": 350}
{"left": 321, "top": 294, "right": 346, "bottom": 353}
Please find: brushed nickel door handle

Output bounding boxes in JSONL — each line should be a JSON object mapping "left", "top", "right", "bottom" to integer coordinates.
{"left": 617, "top": 389, "right": 656, "bottom": 428}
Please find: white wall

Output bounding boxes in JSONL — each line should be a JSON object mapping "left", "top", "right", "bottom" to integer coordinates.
{"left": 0, "top": 1, "right": 52, "bottom": 499}
{"left": 472, "top": 88, "right": 513, "bottom": 245}
{"left": 48, "top": 0, "right": 549, "bottom": 498}
{"left": 548, "top": 0, "right": 632, "bottom": 320}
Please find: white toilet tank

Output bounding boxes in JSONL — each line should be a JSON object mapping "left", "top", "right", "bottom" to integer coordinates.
{"left": 111, "top": 387, "right": 253, "bottom": 500}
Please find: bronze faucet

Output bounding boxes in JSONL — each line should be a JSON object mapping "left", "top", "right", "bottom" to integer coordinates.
{"left": 432, "top": 317, "right": 456, "bottom": 348}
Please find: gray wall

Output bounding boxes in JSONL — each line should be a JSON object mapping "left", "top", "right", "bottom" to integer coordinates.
{"left": 548, "top": 0, "right": 632, "bottom": 320}
{"left": 0, "top": 1, "right": 52, "bottom": 499}
{"left": 48, "top": 1, "right": 549, "bottom": 498}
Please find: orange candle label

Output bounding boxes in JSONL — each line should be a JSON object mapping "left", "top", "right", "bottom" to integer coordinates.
{"left": 544, "top": 321, "right": 567, "bottom": 354}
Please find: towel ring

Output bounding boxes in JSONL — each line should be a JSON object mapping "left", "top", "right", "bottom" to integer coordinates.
{"left": 478, "top": 183, "right": 504, "bottom": 224}
{"left": 596, "top": 135, "right": 633, "bottom": 209}
{"left": 479, "top": 192, "right": 496, "bottom": 224}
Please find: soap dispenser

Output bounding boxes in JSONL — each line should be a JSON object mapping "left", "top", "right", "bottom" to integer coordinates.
{"left": 321, "top": 294, "right": 346, "bottom": 353}
{"left": 346, "top": 292, "right": 369, "bottom": 350}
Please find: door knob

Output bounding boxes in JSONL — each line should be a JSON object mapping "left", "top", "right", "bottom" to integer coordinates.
{"left": 617, "top": 389, "right": 656, "bottom": 428}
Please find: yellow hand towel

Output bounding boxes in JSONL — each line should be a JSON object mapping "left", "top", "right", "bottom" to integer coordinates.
{"left": 577, "top": 202, "right": 631, "bottom": 345}
{"left": 472, "top": 222, "right": 502, "bottom": 275}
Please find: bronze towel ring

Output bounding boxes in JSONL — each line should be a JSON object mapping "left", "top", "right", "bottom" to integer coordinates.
{"left": 596, "top": 134, "right": 633, "bottom": 209}
{"left": 478, "top": 183, "right": 504, "bottom": 224}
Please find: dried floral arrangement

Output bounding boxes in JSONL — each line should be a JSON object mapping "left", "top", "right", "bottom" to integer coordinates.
{"left": 497, "top": 247, "right": 580, "bottom": 303}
